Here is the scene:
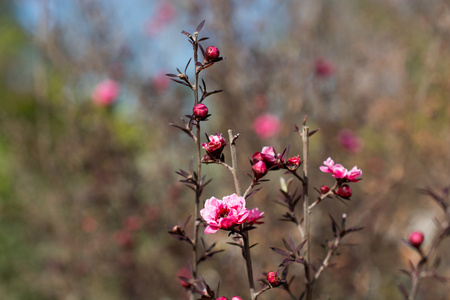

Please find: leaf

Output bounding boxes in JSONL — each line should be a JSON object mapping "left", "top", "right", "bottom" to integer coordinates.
{"left": 308, "top": 128, "right": 319, "bottom": 137}
{"left": 245, "top": 187, "right": 262, "bottom": 199}
{"left": 270, "top": 247, "right": 289, "bottom": 257}
{"left": 165, "top": 73, "right": 178, "bottom": 77}
{"left": 185, "top": 58, "right": 192, "bottom": 73}
{"left": 181, "top": 30, "right": 191, "bottom": 37}
{"left": 397, "top": 284, "right": 409, "bottom": 300}
{"left": 398, "top": 269, "right": 411, "bottom": 276}
{"left": 198, "top": 37, "right": 210, "bottom": 42}
{"left": 196, "top": 20, "right": 206, "bottom": 32}
{"left": 282, "top": 238, "right": 292, "bottom": 252}
{"left": 294, "top": 240, "right": 307, "bottom": 254}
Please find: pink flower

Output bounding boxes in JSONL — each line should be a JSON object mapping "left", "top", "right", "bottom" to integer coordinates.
{"left": 346, "top": 166, "right": 362, "bottom": 182}
{"left": 338, "top": 129, "right": 363, "bottom": 153}
{"left": 253, "top": 114, "right": 280, "bottom": 139}
{"left": 266, "top": 271, "right": 281, "bottom": 287}
{"left": 92, "top": 79, "right": 120, "bottom": 106}
{"left": 246, "top": 208, "right": 264, "bottom": 225}
{"left": 202, "top": 133, "right": 226, "bottom": 159}
{"left": 205, "top": 46, "right": 220, "bottom": 61}
{"left": 200, "top": 194, "right": 250, "bottom": 234}
{"left": 216, "top": 298, "right": 228, "bottom": 300}
{"left": 319, "top": 157, "right": 362, "bottom": 182}
{"left": 252, "top": 160, "right": 268, "bottom": 179}
{"left": 409, "top": 231, "right": 424, "bottom": 248}
{"left": 231, "top": 297, "right": 243, "bottom": 300}
{"left": 193, "top": 103, "right": 209, "bottom": 118}
{"left": 252, "top": 146, "right": 278, "bottom": 169}
{"left": 314, "top": 57, "right": 335, "bottom": 78}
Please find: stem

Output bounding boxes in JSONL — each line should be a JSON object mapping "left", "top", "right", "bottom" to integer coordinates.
{"left": 301, "top": 123, "right": 312, "bottom": 300}
{"left": 191, "top": 36, "right": 201, "bottom": 300}
{"left": 228, "top": 130, "right": 242, "bottom": 196}
{"left": 408, "top": 272, "right": 420, "bottom": 300}
{"left": 243, "top": 232, "right": 256, "bottom": 300}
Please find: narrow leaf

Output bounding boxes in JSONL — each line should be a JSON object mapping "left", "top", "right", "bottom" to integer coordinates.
{"left": 196, "top": 20, "right": 206, "bottom": 32}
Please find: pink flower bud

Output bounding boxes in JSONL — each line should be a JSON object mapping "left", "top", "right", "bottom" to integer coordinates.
{"left": 92, "top": 79, "right": 120, "bottom": 106}
{"left": 314, "top": 57, "right": 335, "bottom": 78}
{"left": 205, "top": 46, "right": 220, "bottom": 61}
{"left": 336, "top": 184, "right": 352, "bottom": 199}
{"left": 193, "top": 103, "right": 209, "bottom": 118}
{"left": 216, "top": 297, "right": 228, "bottom": 300}
{"left": 252, "top": 161, "right": 268, "bottom": 180}
{"left": 320, "top": 185, "right": 330, "bottom": 194}
{"left": 201, "top": 133, "right": 226, "bottom": 159}
{"left": 231, "top": 297, "right": 243, "bottom": 300}
{"left": 266, "top": 271, "right": 281, "bottom": 287}
{"left": 286, "top": 156, "right": 302, "bottom": 171}
{"left": 409, "top": 231, "right": 424, "bottom": 248}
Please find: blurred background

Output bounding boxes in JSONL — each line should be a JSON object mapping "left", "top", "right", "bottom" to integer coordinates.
{"left": 1, "top": 0, "right": 450, "bottom": 299}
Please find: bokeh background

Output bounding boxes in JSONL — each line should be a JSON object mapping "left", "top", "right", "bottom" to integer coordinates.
{"left": 1, "top": 0, "right": 450, "bottom": 299}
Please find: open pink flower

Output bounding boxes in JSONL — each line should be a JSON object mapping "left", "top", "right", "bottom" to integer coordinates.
{"left": 252, "top": 146, "right": 279, "bottom": 168}
{"left": 253, "top": 113, "right": 280, "bottom": 139}
{"left": 92, "top": 79, "right": 120, "bottom": 106}
{"left": 320, "top": 157, "right": 362, "bottom": 182}
{"left": 200, "top": 194, "right": 249, "bottom": 234}
{"left": 338, "top": 129, "right": 363, "bottom": 153}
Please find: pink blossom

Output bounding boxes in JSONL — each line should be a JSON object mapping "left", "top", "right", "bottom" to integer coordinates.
{"left": 266, "top": 271, "right": 281, "bottom": 287}
{"left": 246, "top": 208, "right": 264, "bottom": 225}
{"left": 252, "top": 146, "right": 278, "bottom": 168}
{"left": 92, "top": 79, "right": 120, "bottom": 106}
{"left": 231, "top": 297, "right": 243, "bottom": 300}
{"left": 216, "top": 298, "right": 228, "bottom": 300}
{"left": 346, "top": 166, "right": 362, "bottom": 182}
{"left": 202, "top": 133, "right": 226, "bottom": 159}
{"left": 193, "top": 103, "right": 209, "bottom": 118}
{"left": 338, "top": 129, "right": 363, "bottom": 153}
{"left": 409, "top": 231, "right": 424, "bottom": 248}
{"left": 319, "top": 157, "right": 362, "bottom": 182}
{"left": 332, "top": 164, "right": 347, "bottom": 179}
{"left": 253, "top": 113, "right": 280, "bottom": 139}
{"left": 314, "top": 57, "right": 335, "bottom": 78}
{"left": 200, "top": 194, "right": 250, "bottom": 234}
{"left": 205, "top": 46, "right": 220, "bottom": 61}
{"left": 252, "top": 160, "right": 268, "bottom": 179}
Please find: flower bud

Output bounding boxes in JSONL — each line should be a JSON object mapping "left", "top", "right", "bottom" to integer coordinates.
{"left": 216, "top": 297, "right": 228, "bottom": 300}
{"left": 252, "top": 160, "right": 268, "bottom": 180}
{"left": 231, "top": 297, "right": 243, "bottom": 300}
{"left": 320, "top": 185, "right": 330, "bottom": 194}
{"left": 286, "top": 156, "right": 302, "bottom": 171}
{"left": 193, "top": 103, "right": 209, "bottom": 118}
{"left": 409, "top": 231, "right": 424, "bottom": 248}
{"left": 266, "top": 271, "right": 281, "bottom": 287}
{"left": 335, "top": 184, "right": 352, "bottom": 199}
{"left": 205, "top": 46, "right": 220, "bottom": 61}
{"left": 201, "top": 133, "right": 226, "bottom": 159}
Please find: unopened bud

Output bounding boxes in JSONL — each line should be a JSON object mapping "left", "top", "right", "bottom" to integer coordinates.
{"left": 266, "top": 271, "right": 281, "bottom": 287}
{"left": 286, "top": 156, "right": 302, "bottom": 171}
{"left": 193, "top": 103, "right": 209, "bottom": 118}
{"left": 320, "top": 185, "right": 330, "bottom": 194}
{"left": 409, "top": 231, "right": 424, "bottom": 248}
{"left": 252, "top": 161, "right": 268, "bottom": 180}
{"left": 205, "top": 46, "right": 220, "bottom": 61}
{"left": 336, "top": 184, "right": 352, "bottom": 199}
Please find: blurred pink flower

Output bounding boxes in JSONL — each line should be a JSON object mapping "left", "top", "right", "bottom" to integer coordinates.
{"left": 124, "top": 216, "right": 141, "bottom": 231}
{"left": 338, "top": 129, "right": 363, "bottom": 153}
{"left": 113, "top": 229, "right": 133, "bottom": 247}
{"left": 92, "top": 79, "right": 120, "bottom": 106}
{"left": 314, "top": 57, "right": 335, "bottom": 78}
{"left": 200, "top": 194, "right": 250, "bottom": 234}
{"left": 253, "top": 114, "right": 280, "bottom": 139}
{"left": 152, "top": 71, "right": 170, "bottom": 93}
{"left": 81, "top": 216, "right": 97, "bottom": 233}
{"left": 145, "top": 1, "right": 176, "bottom": 36}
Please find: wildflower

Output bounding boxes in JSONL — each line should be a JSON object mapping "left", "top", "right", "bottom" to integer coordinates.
{"left": 253, "top": 113, "right": 280, "bottom": 139}
{"left": 205, "top": 46, "right": 220, "bottom": 61}
{"left": 252, "top": 160, "right": 268, "bottom": 180}
{"left": 409, "top": 231, "right": 424, "bottom": 248}
{"left": 202, "top": 133, "right": 226, "bottom": 159}
{"left": 200, "top": 194, "right": 249, "bottom": 234}
{"left": 286, "top": 156, "right": 302, "bottom": 171}
{"left": 92, "top": 79, "right": 120, "bottom": 106}
{"left": 314, "top": 57, "right": 335, "bottom": 78}
{"left": 193, "top": 103, "right": 209, "bottom": 119}
{"left": 335, "top": 184, "right": 352, "bottom": 199}
{"left": 266, "top": 271, "right": 281, "bottom": 287}
{"left": 246, "top": 208, "right": 264, "bottom": 225}
{"left": 338, "top": 129, "right": 363, "bottom": 153}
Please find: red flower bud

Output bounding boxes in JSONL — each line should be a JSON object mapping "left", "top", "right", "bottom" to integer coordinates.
{"left": 286, "top": 156, "right": 302, "bottom": 171}
{"left": 201, "top": 133, "right": 226, "bottom": 159}
{"left": 205, "top": 46, "right": 220, "bottom": 61}
{"left": 409, "top": 231, "right": 424, "bottom": 248}
{"left": 252, "top": 161, "right": 268, "bottom": 180}
{"left": 320, "top": 185, "right": 330, "bottom": 194}
{"left": 335, "top": 184, "right": 352, "bottom": 199}
{"left": 193, "top": 103, "right": 209, "bottom": 118}
{"left": 266, "top": 271, "right": 281, "bottom": 287}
